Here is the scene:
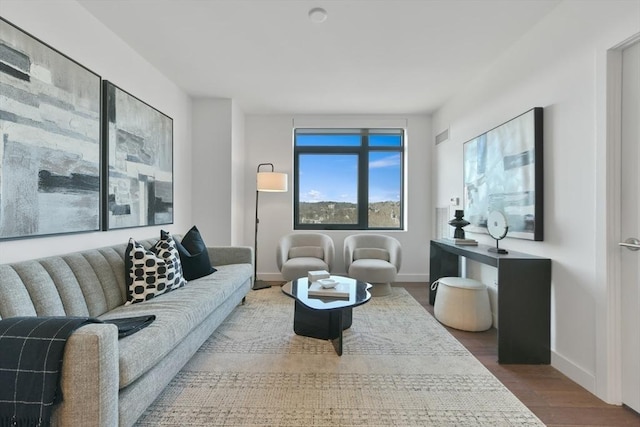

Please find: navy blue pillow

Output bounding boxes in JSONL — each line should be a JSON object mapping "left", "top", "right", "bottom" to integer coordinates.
{"left": 172, "top": 226, "right": 217, "bottom": 281}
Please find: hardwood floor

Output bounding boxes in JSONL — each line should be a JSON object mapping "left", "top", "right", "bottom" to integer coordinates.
{"left": 398, "top": 283, "right": 640, "bottom": 427}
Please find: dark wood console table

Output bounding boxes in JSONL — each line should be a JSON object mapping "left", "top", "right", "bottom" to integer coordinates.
{"left": 430, "top": 239, "right": 551, "bottom": 364}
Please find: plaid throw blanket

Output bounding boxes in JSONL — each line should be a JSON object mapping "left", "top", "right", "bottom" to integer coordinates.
{"left": 0, "top": 317, "right": 99, "bottom": 427}
{"left": 103, "top": 315, "right": 155, "bottom": 338}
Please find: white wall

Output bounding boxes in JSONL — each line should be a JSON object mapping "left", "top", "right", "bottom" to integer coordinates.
{"left": 192, "top": 98, "right": 230, "bottom": 245}
{"left": 191, "top": 98, "right": 246, "bottom": 246}
{"left": 244, "top": 114, "right": 431, "bottom": 282}
{"left": 0, "top": 0, "right": 193, "bottom": 263}
{"left": 431, "top": 0, "right": 640, "bottom": 401}
{"left": 231, "top": 101, "right": 246, "bottom": 246}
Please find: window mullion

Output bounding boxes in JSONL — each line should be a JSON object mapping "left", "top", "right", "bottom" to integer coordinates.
{"left": 358, "top": 131, "right": 369, "bottom": 228}
{"left": 293, "top": 151, "right": 301, "bottom": 228}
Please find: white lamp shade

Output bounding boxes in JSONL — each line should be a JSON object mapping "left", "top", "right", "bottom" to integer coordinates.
{"left": 257, "top": 172, "right": 288, "bottom": 192}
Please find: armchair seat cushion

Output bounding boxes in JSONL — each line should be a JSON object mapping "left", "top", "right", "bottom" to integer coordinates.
{"left": 281, "top": 257, "right": 329, "bottom": 282}
{"left": 348, "top": 259, "right": 397, "bottom": 284}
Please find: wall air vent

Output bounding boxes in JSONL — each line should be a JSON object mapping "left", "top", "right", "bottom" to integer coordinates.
{"left": 435, "top": 128, "right": 449, "bottom": 145}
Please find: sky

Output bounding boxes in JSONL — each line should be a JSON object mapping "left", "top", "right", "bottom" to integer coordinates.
{"left": 298, "top": 152, "right": 401, "bottom": 203}
{"left": 296, "top": 132, "right": 403, "bottom": 203}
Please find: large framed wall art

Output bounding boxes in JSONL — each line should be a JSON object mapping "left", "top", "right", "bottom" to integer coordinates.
{"left": 103, "top": 81, "right": 173, "bottom": 230}
{"left": 463, "top": 107, "right": 544, "bottom": 241}
{"left": 0, "top": 18, "right": 102, "bottom": 240}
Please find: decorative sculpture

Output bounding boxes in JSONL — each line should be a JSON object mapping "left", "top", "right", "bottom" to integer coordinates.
{"left": 448, "top": 210, "right": 470, "bottom": 239}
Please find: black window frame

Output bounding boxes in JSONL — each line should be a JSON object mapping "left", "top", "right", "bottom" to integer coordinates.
{"left": 293, "top": 128, "right": 405, "bottom": 230}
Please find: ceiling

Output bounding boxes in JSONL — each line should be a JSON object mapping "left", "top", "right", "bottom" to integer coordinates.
{"left": 78, "top": 0, "right": 561, "bottom": 115}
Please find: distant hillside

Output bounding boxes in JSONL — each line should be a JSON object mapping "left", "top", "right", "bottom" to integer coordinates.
{"left": 299, "top": 201, "right": 400, "bottom": 227}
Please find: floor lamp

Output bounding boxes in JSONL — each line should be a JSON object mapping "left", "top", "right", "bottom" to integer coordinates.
{"left": 254, "top": 163, "right": 288, "bottom": 290}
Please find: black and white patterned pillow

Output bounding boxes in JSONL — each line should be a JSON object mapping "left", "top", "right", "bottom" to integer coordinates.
{"left": 153, "top": 231, "right": 188, "bottom": 290}
{"left": 124, "top": 234, "right": 186, "bottom": 305}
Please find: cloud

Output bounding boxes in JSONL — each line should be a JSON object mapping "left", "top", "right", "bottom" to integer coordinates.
{"left": 302, "top": 189, "right": 323, "bottom": 202}
{"left": 369, "top": 153, "right": 401, "bottom": 169}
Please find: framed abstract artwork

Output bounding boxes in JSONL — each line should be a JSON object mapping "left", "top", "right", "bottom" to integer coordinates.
{"left": 0, "top": 18, "right": 102, "bottom": 240}
{"left": 463, "top": 107, "right": 544, "bottom": 241}
{"left": 103, "top": 81, "right": 173, "bottom": 230}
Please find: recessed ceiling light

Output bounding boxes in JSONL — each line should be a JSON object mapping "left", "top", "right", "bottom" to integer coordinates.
{"left": 308, "top": 7, "right": 328, "bottom": 24}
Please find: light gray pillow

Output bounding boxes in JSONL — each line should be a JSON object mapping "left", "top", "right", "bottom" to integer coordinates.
{"left": 353, "top": 248, "right": 390, "bottom": 261}
{"left": 289, "top": 246, "right": 324, "bottom": 259}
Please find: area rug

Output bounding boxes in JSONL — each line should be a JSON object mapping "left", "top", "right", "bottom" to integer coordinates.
{"left": 135, "top": 287, "right": 543, "bottom": 426}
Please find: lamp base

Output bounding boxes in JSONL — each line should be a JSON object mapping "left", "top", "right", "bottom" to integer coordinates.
{"left": 253, "top": 280, "right": 272, "bottom": 290}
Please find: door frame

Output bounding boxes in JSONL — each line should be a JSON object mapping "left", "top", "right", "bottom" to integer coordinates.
{"left": 597, "top": 32, "right": 640, "bottom": 405}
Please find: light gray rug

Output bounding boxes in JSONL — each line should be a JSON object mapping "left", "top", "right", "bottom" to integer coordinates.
{"left": 135, "top": 287, "right": 543, "bottom": 426}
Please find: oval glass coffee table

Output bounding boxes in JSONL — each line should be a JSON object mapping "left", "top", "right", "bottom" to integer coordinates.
{"left": 281, "top": 276, "right": 371, "bottom": 356}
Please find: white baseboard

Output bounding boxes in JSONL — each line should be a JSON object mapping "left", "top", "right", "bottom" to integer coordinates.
{"left": 257, "top": 273, "right": 429, "bottom": 282}
{"left": 396, "top": 273, "right": 429, "bottom": 282}
{"left": 551, "top": 350, "right": 596, "bottom": 394}
{"left": 258, "top": 273, "right": 286, "bottom": 281}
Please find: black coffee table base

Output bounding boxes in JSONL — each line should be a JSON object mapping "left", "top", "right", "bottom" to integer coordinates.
{"left": 293, "top": 301, "right": 353, "bottom": 356}
{"left": 281, "top": 277, "right": 371, "bottom": 356}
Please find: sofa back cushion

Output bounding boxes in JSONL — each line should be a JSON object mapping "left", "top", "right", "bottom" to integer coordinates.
{"left": 0, "top": 238, "right": 162, "bottom": 319}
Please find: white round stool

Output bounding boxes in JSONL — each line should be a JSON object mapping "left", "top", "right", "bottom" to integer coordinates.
{"left": 432, "top": 277, "right": 492, "bottom": 332}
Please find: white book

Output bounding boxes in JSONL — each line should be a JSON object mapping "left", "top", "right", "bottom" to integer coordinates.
{"left": 445, "top": 237, "right": 478, "bottom": 246}
{"left": 308, "top": 270, "right": 330, "bottom": 282}
{"left": 307, "top": 281, "right": 350, "bottom": 299}
{"left": 454, "top": 240, "right": 478, "bottom": 246}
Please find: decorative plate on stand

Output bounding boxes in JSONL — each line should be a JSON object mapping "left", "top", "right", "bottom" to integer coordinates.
{"left": 487, "top": 210, "right": 509, "bottom": 254}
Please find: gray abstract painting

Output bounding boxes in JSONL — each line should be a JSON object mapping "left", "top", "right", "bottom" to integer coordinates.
{"left": 463, "top": 107, "right": 544, "bottom": 241}
{"left": 0, "top": 18, "right": 101, "bottom": 239}
{"left": 104, "top": 81, "right": 173, "bottom": 229}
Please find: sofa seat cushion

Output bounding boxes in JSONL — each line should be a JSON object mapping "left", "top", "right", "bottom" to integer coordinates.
{"left": 100, "top": 263, "right": 252, "bottom": 388}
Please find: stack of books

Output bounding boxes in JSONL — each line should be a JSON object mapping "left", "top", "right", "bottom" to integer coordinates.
{"left": 308, "top": 281, "right": 350, "bottom": 299}
{"left": 446, "top": 237, "right": 478, "bottom": 246}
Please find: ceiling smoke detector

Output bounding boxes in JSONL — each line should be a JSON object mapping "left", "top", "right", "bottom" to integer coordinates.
{"left": 308, "top": 7, "right": 328, "bottom": 24}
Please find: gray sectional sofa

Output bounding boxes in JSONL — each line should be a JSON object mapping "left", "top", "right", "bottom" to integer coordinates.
{"left": 0, "top": 237, "right": 253, "bottom": 427}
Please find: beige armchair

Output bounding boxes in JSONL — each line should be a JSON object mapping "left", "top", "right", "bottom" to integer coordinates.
{"left": 344, "top": 234, "right": 402, "bottom": 296}
{"left": 277, "top": 233, "right": 335, "bottom": 281}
